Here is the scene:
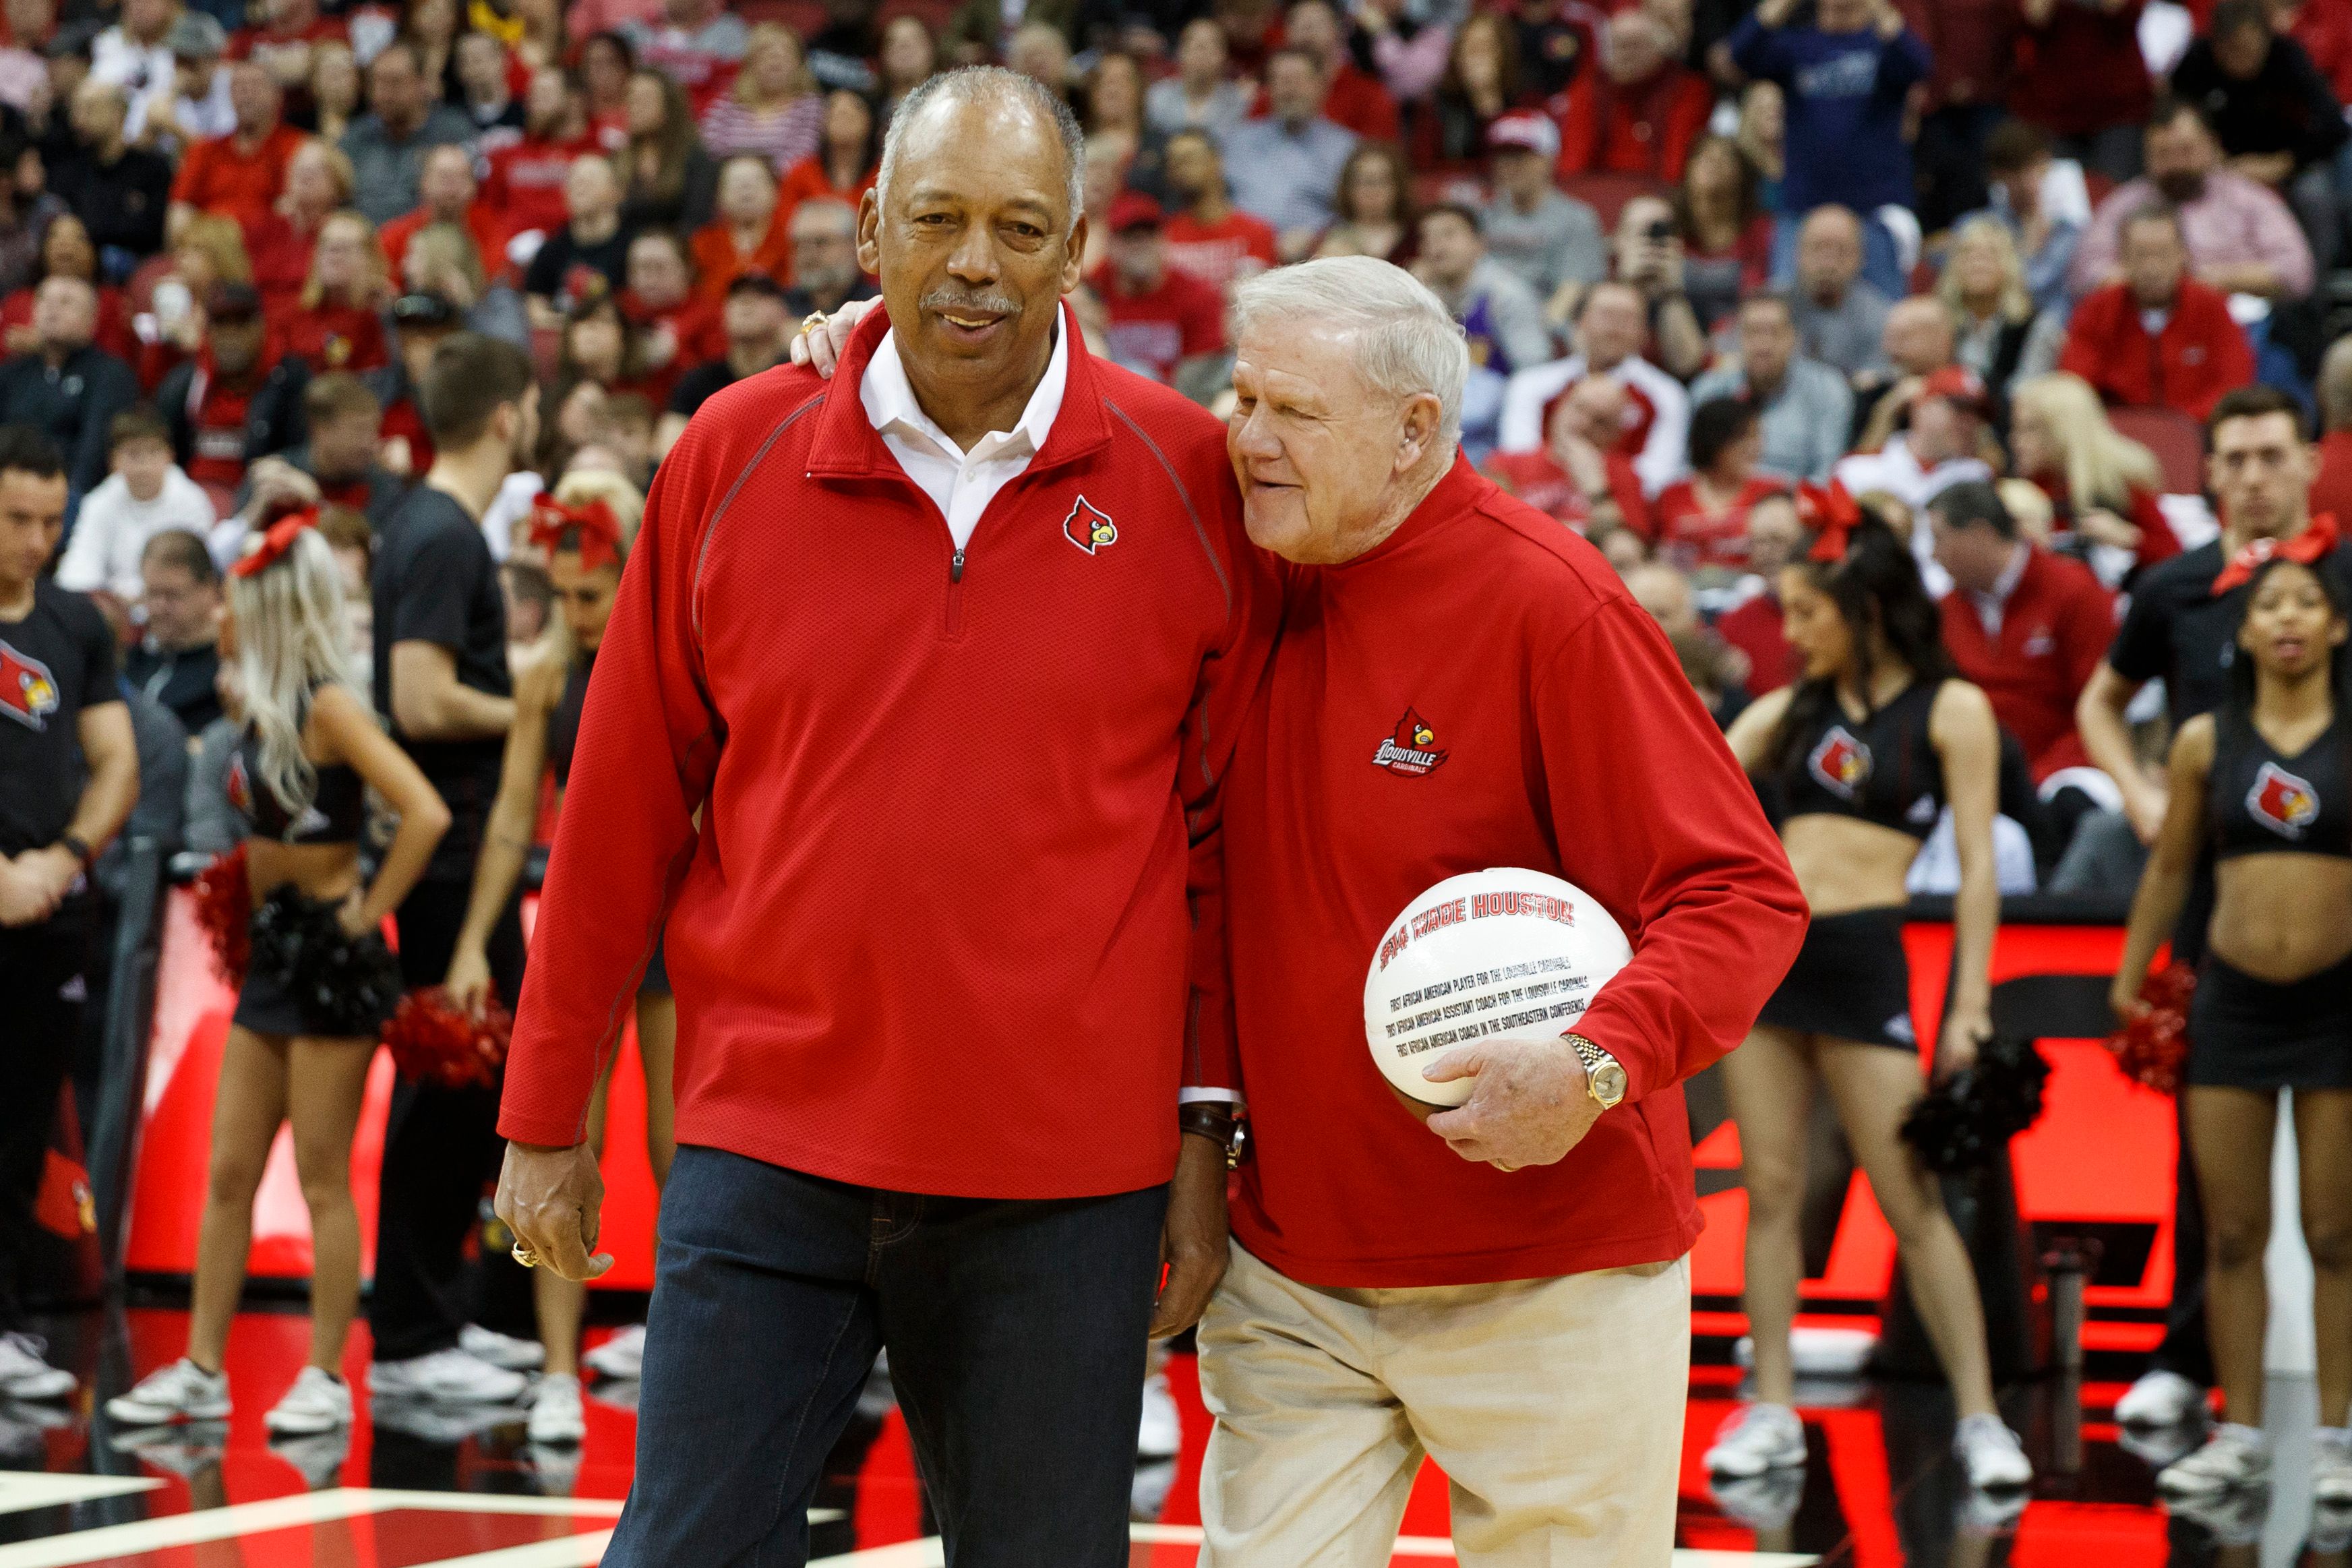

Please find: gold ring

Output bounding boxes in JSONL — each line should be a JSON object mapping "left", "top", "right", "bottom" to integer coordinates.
{"left": 798, "top": 311, "right": 827, "bottom": 338}
{"left": 510, "top": 1242, "right": 541, "bottom": 1269}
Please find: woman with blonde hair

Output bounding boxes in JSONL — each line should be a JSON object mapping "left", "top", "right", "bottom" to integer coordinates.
{"left": 699, "top": 24, "right": 822, "bottom": 173}
{"left": 286, "top": 210, "right": 390, "bottom": 373}
{"left": 307, "top": 41, "right": 363, "bottom": 144}
{"left": 1937, "top": 217, "right": 2063, "bottom": 405}
{"left": 447, "top": 471, "right": 669, "bottom": 1442}
{"left": 2010, "top": 371, "right": 2181, "bottom": 584}
{"left": 107, "top": 515, "right": 450, "bottom": 1437}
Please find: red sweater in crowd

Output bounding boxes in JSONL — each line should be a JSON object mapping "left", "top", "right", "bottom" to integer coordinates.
{"left": 1717, "top": 589, "right": 1796, "bottom": 696}
{"left": 1552, "top": 63, "right": 1712, "bottom": 182}
{"left": 2058, "top": 278, "right": 2254, "bottom": 423}
{"left": 2314, "top": 431, "right": 2352, "bottom": 526}
{"left": 502, "top": 308, "right": 1279, "bottom": 1198}
{"left": 1222, "top": 458, "right": 1807, "bottom": 1287}
{"left": 1938, "top": 544, "right": 2115, "bottom": 781}
{"left": 2007, "top": 0, "right": 2151, "bottom": 138}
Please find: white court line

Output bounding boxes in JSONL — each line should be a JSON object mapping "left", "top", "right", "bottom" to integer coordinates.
{"left": 0, "top": 1475, "right": 159, "bottom": 1517}
{"left": 410, "top": 1530, "right": 615, "bottom": 1567}
{"left": 832, "top": 1525, "right": 1819, "bottom": 1565}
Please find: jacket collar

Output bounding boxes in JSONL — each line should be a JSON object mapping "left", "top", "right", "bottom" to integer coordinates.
{"left": 806, "top": 300, "right": 1112, "bottom": 483}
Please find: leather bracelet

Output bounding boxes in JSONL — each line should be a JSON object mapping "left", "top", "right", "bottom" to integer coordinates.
{"left": 56, "top": 833, "right": 92, "bottom": 868}
{"left": 1178, "top": 1103, "right": 1238, "bottom": 1147}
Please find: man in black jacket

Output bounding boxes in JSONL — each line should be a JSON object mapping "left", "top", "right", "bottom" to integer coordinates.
{"left": 0, "top": 277, "right": 136, "bottom": 500}
{"left": 49, "top": 78, "right": 171, "bottom": 266}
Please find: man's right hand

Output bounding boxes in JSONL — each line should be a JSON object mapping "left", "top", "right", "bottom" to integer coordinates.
{"left": 790, "top": 299, "right": 882, "bottom": 378}
{"left": 495, "top": 1141, "right": 614, "bottom": 1282}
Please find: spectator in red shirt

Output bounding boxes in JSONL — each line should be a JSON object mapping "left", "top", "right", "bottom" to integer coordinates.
{"left": 378, "top": 144, "right": 505, "bottom": 282}
{"left": 1554, "top": 6, "right": 1711, "bottom": 183}
{"left": 278, "top": 209, "right": 389, "bottom": 373}
{"left": 483, "top": 67, "right": 595, "bottom": 258}
{"left": 1483, "top": 371, "right": 1653, "bottom": 541}
{"left": 154, "top": 281, "right": 306, "bottom": 501}
{"left": 690, "top": 154, "right": 790, "bottom": 303}
{"left": 1650, "top": 398, "right": 1784, "bottom": 574}
{"left": 1160, "top": 129, "right": 1277, "bottom": 299}
{"left": 619, "top": 228, "right": 717, "bottom": 390}
{"left": 2059, "top": 204, "right": 2256, "bottom": 423}
{"left": 168, "top": 62, "right": 302, "bottom": 239}
{"left": 1928, "top": 479, "right": 2116, "bottom": 783}
{"left": 244, "top": 135, "right": 349, "bottom": 316}
{"left": 0, "top": 214, "right": 131, "bottom": 361}
{"left": 1275, "top": 0, "right": 1401, "bottom": 143}
{"left": 2316, "top": 336, "right": 2352, "bottom": 524}
{"left": 2009, "top": 370, "right": 2184, "bottom": 584}
{"left": 776, "top": 87, "right": 878, "bottom": 216}
{"left": 1093, "top": 192, "right": 1228, "bottom": 403}
{"left": 1714, "top": 489, "right": 1805, "bottom": 695}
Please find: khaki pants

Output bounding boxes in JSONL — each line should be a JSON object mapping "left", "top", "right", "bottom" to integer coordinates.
{"left": 1197, "top": 1242, "right": 1691, "bottom": 1567}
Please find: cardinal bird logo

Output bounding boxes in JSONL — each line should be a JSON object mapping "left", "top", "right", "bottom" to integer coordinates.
{"left": 1809, "top": 727, "right": 1873, "bottom": 800}
{"left": 1062, "top": 495, "right": 1118, "bottom": 555}
{"left": 0, "top": 640, "right": 58, "bottom": 731}
{"left": 2248, "top": 760, "right": 2320, "bottom": 840}
{"left": 224, "top": 752, "right": 253, "bottom": 815}
{"left": 1370, "top": 708, "right": 1449, "bottom": 777}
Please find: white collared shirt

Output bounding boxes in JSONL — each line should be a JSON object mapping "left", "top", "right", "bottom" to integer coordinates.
{"left": 1968, "top": 542, "right": 2030, "bottom": 637}
{"left": 858, "top": 313, "right": 1069, "bottom": 551}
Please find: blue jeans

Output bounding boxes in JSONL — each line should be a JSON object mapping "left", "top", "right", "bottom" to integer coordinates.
{"left": 603, "top": 1145, "right": 1170, "bottom": 1567}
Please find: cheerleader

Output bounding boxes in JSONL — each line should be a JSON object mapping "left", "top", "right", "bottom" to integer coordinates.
{"left": 107, "top": 515, "right": 450, "bottom": 1435}
{"left": 1708, "top": 500, "right": 2034, "bottom": 1491}
{"left": 443, "top": 471, "right": 671, "bottom": 1445}
{"left": 2113, "top": 547, "right": 2352, "bottom": 1503}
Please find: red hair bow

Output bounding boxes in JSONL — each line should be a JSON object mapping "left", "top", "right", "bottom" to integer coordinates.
{"left": 230, "top": 509, "right": 318, "bottom": 577}
{"left": 2211, "top": 513, "right": 2339, "bottom": 595}
{"left": 1796, "top": 479, "right": 1862, "bottom": 563}
{"left": 525, "top": 493, "right": 624, "bottom": 572}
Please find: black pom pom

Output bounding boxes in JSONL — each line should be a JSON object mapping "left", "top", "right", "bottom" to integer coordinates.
{"left": 248, "top": 886, "right": 402, "bottom": 1038}
{"left": 1900, "top": 1035, "right": 2051, "bottom": 1174}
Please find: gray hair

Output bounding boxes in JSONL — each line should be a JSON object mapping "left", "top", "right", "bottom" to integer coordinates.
{"left": 1231, "top": 257, "right": 1469, "bottom": 451}
{"left": 878, "top": 66, "right": 1085, "bottom": 234}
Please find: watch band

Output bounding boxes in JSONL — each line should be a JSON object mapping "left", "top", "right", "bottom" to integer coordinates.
{"left": 1563, "top": 1033, "right": 1627, "bottom": 1109}
{"left": 1178, "top": 1102, "right": 1245, "bottom": 1170}
{"left": 56, "top": 833, "right": 92, "bottom": 868}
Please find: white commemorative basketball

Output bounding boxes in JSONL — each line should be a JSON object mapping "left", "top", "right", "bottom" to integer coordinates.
{"left": 1364, "top": 868, "right": 1633, "bottom": 1108}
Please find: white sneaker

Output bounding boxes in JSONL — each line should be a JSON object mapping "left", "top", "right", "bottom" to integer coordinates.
{"left": 582, "top": 1324, "right": 646, "bottom": 1382}
{"left": 265, "top": 1367, "right": 352, "bottom": 1435}
{"left": 527, "top": 1374, "right": 586, "bottom": 1445}
{"left": 1704, "top": 1403, "right": 1807, "bottom": 1477}
{"left": 2313, "top": 1428, "right": 2352, "bottom": 1508}
{"left": 2116, "top": 1368, "right": 2206, "bottom": 1428}
{"left": 106, "top": 1358, "right": 229, "bottom": 1424}
{"left": 1137, "top": 1370, "right": 1180, "bottom": 1459}
{"left": 2157, "top": 1422, "right": 2272, "bottom": 1499}
{"left": 367, "top": 1347, "right": 529, "bottom": 1404}
{"left": 0, "top": 1334, "right": 75, "bottom": 1401}
{"left": 459, "top": 1325, "right": 546, "bottom": 1373}
{"left": 1955, "top": 1413, "right": 2033, "bottom": 1490}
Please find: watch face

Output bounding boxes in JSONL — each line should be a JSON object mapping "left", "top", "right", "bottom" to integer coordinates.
{"left": 1592, "top": 1062, "right": 1628, "bottom": 1106}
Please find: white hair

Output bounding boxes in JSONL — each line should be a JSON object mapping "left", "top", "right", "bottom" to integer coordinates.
{"left": 227, "top": 526, "right": 355, "bottom": 817}
{"left": 1231, "top": 257, "right": 1469, "bottom": 450}
{"left": 877, "top": 66, "right": 1085, "bottom": 233}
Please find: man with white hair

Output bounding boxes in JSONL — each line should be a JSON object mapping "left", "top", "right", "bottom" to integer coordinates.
{"left": 1205, "top": 255, "right": 1805, "bottom": 1565}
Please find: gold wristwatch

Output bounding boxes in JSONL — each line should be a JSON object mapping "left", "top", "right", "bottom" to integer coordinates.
{"left": 1563, "top": 1034, "right": 1627, "bottom": 1110}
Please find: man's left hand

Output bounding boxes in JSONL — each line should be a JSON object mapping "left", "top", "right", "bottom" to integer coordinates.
{"left": 16, "top": 847, "right": 78, "bottom": 909}
{"left": 1423, "top": 1037, "right": 1602, "bottom": 1172}
{"left": 1148, "top": 1131, "right": 1230, "bottom": 1339}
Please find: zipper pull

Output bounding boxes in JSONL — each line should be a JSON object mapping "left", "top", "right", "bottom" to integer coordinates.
{"left": 951, "top": 549, "right": 966, "bottom": 584}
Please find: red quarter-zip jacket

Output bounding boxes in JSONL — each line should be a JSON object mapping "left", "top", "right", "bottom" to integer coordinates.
{"left": 1222, "top": 457, "right": 1808, "bottom": 1286}
{"left": 500, "top": 306, "right": 1278, "bottom": 1199}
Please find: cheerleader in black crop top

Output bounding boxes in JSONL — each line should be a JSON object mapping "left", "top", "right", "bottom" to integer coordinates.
{"left": 446, "top": 481, "right": 671, "bottom": 1441}
{"left": 1712, "top": 499, "right": 2032, "bottom": 1491}
{"left": 107, "top": 514, "right": 451, "bottom": 1437}
{"left": 2112, "top": 552, "right": 2352, "bottom": 1492}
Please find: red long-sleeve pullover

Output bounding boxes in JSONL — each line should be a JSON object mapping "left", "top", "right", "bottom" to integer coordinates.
{"left": 1222, "top": 458, "right": 1809, "bottom": 1287}
{"left": 500, "top": 307, "right": 1277, "bottom": 1199}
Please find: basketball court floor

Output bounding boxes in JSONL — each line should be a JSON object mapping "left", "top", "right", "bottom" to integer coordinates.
{"left": 0, "top": 1303, "right": 2329, "bottom": 1568}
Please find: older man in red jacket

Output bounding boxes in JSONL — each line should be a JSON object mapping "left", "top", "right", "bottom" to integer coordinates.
{"left": 2059, "top": 204, "right": 2255, "bottom": 421}
{"left": 497, "top": 67, "right": 1274, "bottom": 1567}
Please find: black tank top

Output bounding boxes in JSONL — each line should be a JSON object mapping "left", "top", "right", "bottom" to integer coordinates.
{"left": 229, "top": 697, "right": 367, "bottom": 846}
{"left": 1778, "top": 680, "right": 1948, "bottom": 839}
{"left": 2208, "top": 704, "right": 2352, "bottom": 861}
{"left": 548, "top": 653, "right": 592, "bottom": 790}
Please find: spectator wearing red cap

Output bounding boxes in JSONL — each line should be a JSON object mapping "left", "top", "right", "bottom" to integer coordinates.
{"left": 690, "top": 155, "right": 791, "bottom": 305}
{"left": 1161, "top": 129, "right": 1277, "bottom": 299}
{"left": 1834, "top": 363, "right": 1999, "bottom": 591}
{"left": 2059, "top": 204, "right": 2254, "bottom": 423}
{"left": 1478, "top": 111, "right": 1604, "bottom": 318}
{"left": 1927, "top": 479, "right": 2115, "bottom": 786}
{"left": 1482, "top": 370, "right": 1652, "bottom": 541}
{"left": 1553, "top": 7, "right": 1711, "bottom": 183}
{"left": 1093, "top": 193, "right": 1228, "bottom": 404}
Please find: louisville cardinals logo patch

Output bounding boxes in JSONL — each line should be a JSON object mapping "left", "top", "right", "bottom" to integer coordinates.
{"left": 1371, "top": 708, "right": 1449, "bottom": 777}
{"left": 1809, "top": 727, "right": 1872, "bottom": 800}
{"left": 1063, "top": 496, "right": 1118, "bottom": 555}
{"left": 0, "top": 640, "right": 58, "bottom": 731}
{"left": 2248, "top": 760, "right": 2320, "bottom": 840}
